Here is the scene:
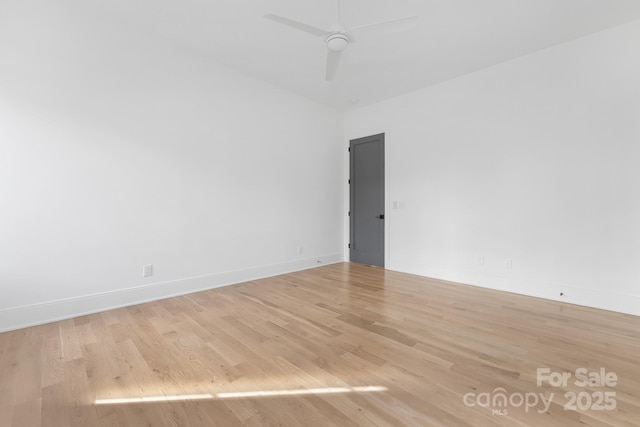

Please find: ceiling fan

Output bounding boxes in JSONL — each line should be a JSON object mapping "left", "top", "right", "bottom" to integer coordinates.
{"left": 264, "top": 1, "right": 418, "bottom": 81}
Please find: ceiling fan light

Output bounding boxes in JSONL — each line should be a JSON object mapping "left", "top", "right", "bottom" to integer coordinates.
{"left": 326, "top": 34, "right": 349, "bottom": 51}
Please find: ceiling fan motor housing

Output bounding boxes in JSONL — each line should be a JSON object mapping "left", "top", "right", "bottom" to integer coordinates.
{"left": 326, "top": 33, "right": 349, "bottom": 51}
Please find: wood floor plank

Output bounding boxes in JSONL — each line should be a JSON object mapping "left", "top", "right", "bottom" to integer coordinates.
{"left": 0, "top": 262, "right": 639, "bottom": 426}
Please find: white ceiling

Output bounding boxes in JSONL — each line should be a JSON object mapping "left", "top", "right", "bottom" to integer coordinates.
{"left": 69, "top": 0, "right": 640, "bottom": 110}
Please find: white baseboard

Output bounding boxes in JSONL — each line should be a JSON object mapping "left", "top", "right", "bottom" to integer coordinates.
{"left": 394, "top": 266, "right": 640, "bottom": 317}
{"left": 0, "top": 253, "right": 344, "bottom": 333}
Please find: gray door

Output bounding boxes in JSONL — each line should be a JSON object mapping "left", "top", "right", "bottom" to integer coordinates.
{"left": 350, "top": 133, "right": 385, "bottom": 267}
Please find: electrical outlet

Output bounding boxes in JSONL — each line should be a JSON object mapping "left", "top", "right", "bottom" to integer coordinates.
{"left": 506, "top": 259, "right": 513, "bottom": 270}
{"left": 143, "top": 264, "right": 153, "bottom": 277}
{"left": 297, "top": 246, "right": 303, "bottom": 255}
{"left": 478, "top": 256, "right": 485, "bottom": 266}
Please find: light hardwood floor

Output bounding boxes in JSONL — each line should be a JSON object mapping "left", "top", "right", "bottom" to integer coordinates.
{"left": 0, "top": 262, "right": 638, "bottom": 426}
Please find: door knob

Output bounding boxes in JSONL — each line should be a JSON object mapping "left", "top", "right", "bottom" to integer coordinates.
{"left": 377, "top": 214, "right": 385, "bottom": 219}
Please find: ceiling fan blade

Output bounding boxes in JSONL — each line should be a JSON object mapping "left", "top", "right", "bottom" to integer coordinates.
{"left": 325, "top": 50, "right": 342, "bottom": 81}
{"left": 348, "top": 15, "right": 418, "bottom": 37}
{"left": 264, "top": 14, "right": 330, "bottom": 38}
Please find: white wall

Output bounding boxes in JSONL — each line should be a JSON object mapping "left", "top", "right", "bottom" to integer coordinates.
{"left": 0, "top": 1, "right": 344, "bottom": 331}
{"left": 345, "top": 20, "right": 640, "bottom": 315}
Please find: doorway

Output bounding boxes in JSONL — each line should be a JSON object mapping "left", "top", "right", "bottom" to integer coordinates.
{"left": 349, "top": 133, "right": 385, "bottom": 267}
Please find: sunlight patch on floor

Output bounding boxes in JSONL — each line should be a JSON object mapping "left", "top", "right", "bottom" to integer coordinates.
{"left": 95, "top": 385, "right": 388, "bottom": 405}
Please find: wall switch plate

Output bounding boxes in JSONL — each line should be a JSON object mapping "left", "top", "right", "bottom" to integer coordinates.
{"left": 143, "top": 264, "right": 153, "bottom": 277}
